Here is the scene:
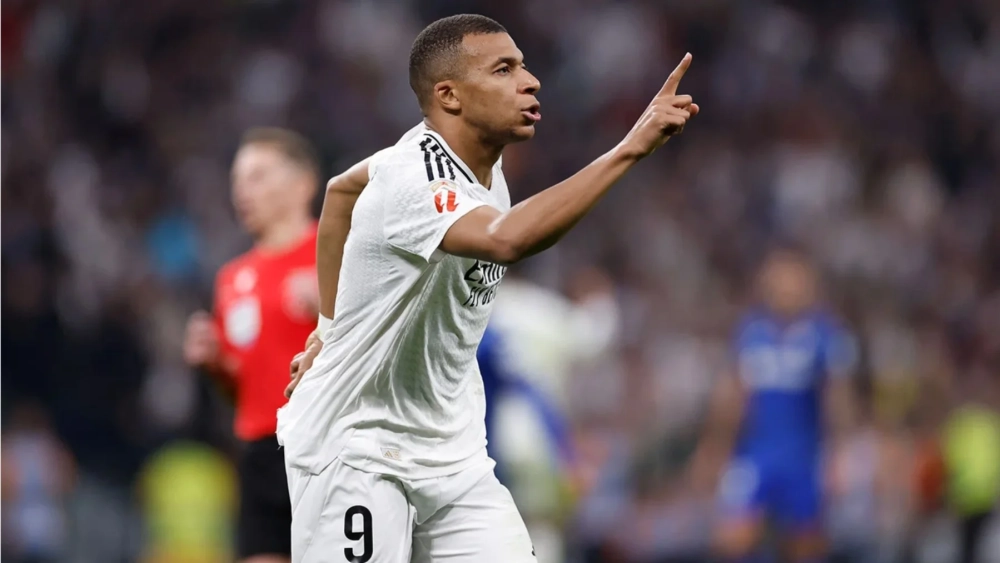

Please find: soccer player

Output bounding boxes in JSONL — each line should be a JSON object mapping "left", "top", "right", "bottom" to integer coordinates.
{"left": 478, "top": 324, "right": 576, "bottom": 484}
{"left": 278, "top": 14, "right": 697, "bottom": 563}
{"left": 183, "top": 128, "right": 320, "bottom": 563}
{"left": 692, "top": 247, "right": 858, "bottom": 563}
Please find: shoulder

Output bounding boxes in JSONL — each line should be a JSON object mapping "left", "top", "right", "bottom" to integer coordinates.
{"left": 216, "top": 251, "right": 255, "bottom": 285}
{"left": 807, "top": 310, "right": 859, "bottom": 371}
{"left": 285, "top": 227, "right": 319, "bottom": 265}
{"left": 735, "top": 308, "right": 771, "bottom": 344}
{"left": 807, "top": 309, "right": 850, "bottom": 338}
{"left": 369, "top": 135, "right": 438, "bottom": 184}
{"left": 367, "top": 146, "right": 399, "bottom": 181}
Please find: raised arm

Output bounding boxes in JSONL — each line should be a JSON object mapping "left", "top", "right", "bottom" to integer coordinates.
{"left": 442, "top": 54, "right": 698, "bottom": 265}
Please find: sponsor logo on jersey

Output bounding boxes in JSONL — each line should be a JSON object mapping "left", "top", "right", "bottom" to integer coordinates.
{"left": 462, "top": 260, "right": 506, "bottom": 307}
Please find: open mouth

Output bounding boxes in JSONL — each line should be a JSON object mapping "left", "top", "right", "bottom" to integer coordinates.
{"left": 521, "top": 103, "right": 541, "bottom": 122}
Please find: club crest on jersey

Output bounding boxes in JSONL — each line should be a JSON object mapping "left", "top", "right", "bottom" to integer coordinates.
{"left": 463, "top": 260, "right": 506, "bottom": 307}
{"left": 234, "top": 267, "right": 257, "bottom": 293}
{"left": 430, "top": 179, "right": 459, "bottom": 213}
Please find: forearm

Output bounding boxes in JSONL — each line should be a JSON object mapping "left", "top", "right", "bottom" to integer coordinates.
{"left": 698, "top": 376, "right": 745, "bottom": 463}
{"left": 317, "top": 160, "right": 369, "bottom": 320}
{"left": 493, "top": 144, "right": 640, "bottom": 262}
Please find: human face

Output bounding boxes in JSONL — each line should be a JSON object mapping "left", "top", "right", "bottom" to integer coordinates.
{"left": 230, "top": 143, "right": 306, "bottom": 236}
{"left": 760, "top": 251, "right": 818, "bottom": 317}
{"left": 453, "top": 32, "right": 541, "bottom": 144}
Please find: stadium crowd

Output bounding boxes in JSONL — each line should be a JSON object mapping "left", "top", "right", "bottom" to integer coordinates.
{"left": 3, "top": 0, "right": 998, "bottom": 561}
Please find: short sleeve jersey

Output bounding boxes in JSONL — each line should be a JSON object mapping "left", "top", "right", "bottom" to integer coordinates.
{"left": 277, "top": 126, "right": 511, "bottom": 479}
{"left": 733, "top": 307, "right": 858, "bottom": 465}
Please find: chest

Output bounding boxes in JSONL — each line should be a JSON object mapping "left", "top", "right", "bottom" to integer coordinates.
{"left": 216, "top": 261, "right": 315, "bottom": 350}
{"left": 738, "top": 321, "right": 824, "bottom": 390}
{"left": 430, "top": 256, "right": 508, "bottom": 311}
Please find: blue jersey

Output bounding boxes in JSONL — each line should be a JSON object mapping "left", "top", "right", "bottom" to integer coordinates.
{"left": 477, "top": 326, "right": 574, "bottom": 480}
{"left": 733, "top": 308, "right": 857, "bottom": 467}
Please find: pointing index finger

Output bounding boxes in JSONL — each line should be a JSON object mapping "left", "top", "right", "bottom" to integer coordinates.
{"left": 659, "top": 53, "right": 692, "bottom": 96}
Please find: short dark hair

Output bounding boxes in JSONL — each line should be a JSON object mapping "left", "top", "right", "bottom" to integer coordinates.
{"left": 408, "top": 14, "right": 507, "bottom": 111}
{"left": 240, "top": 127, "right": 320, "bottom": 181}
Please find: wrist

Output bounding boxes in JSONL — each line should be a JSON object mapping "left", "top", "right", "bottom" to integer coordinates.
{"left": 611, "top": 140, "right": 647, "bottom": 163}
{"left": 317, "top": 313, "right": 333, "bottom": 337}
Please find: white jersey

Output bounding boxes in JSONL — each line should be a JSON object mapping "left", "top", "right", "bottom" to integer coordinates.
{"left": 277, "top": 125, "right": 511, "bottom": 479}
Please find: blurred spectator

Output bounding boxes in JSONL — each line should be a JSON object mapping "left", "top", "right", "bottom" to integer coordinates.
{"left": 1, "top": 402, "right": 77, "bottom": 563}
{"left": 942, "top": 369, "right": 1000, "bottom": 563}
{"left": 2, "top": 0, "right": 999, "bottom": 561}
{"left": 136, "top": 441, "right": 237, "bottom": 563}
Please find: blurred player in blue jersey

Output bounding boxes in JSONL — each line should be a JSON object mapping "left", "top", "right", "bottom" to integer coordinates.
{"left": 478, "top": 324, "right": 575, "bottom": 484}
{"left": 692, "top": 247, "right": 858, "bottom": 563}
{"left": 292, "top": 317, "right": 574, "bottom": 484}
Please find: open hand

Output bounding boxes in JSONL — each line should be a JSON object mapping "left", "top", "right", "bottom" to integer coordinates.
{"left": 286, "top": 330, "right": 323, "bottom": 398}
{"left": 183, "top": 311, "right": 220, "bottom": 367}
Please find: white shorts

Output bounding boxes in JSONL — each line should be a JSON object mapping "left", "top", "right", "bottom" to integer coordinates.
{"left": 286, "top": 456, "right": 536, "bottom": 563}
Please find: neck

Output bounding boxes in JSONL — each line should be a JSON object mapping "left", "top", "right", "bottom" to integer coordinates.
{"left": 425, "top": 118, "right": 502, "bottom": 187}
{"left": 256, "top": 214, "right": 312, "bottom": 252}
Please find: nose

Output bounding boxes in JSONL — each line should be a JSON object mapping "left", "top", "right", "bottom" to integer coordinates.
{"left": 521, "top": 71, "right": 540, "bottom": 95}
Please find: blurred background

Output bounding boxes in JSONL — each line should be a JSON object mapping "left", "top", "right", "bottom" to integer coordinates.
{"left": 3, "top": 0, "right": 1000, "bottom": 562}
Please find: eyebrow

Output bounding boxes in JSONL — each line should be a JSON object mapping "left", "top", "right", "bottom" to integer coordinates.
{"left": 491, "top": 56, "right": 523, "bottom": 68}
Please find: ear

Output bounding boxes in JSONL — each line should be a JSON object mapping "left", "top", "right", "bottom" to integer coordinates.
{"left": 433, "top": 80, "right": 461, "bottom": 113}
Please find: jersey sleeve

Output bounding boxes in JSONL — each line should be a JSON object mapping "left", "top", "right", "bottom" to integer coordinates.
{"left": 367, "top": 147, "right": 394, "bottom": 182}
{"left": 383, "top": 175, "right": 488, "bottom": 263}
